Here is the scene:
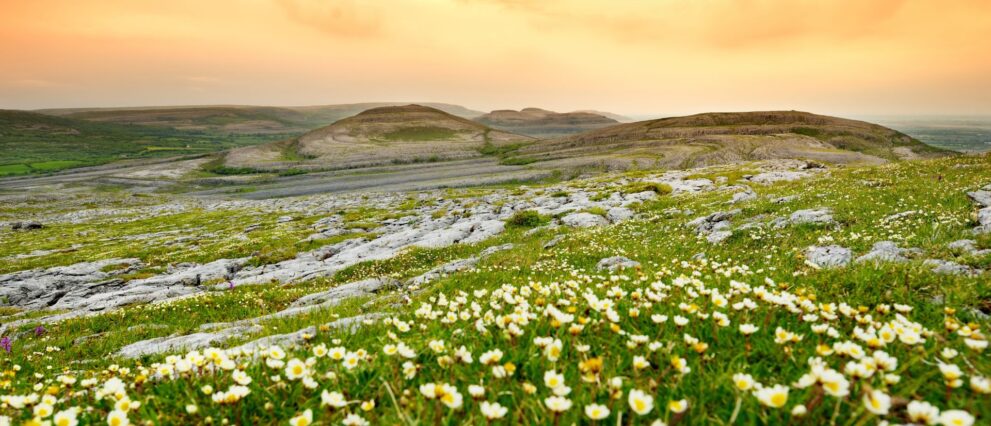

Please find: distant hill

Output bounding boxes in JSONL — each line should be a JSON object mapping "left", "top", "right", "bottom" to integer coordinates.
{"left": 0, "top": 110, "right": 277, "bottom": 177}
{"left": 474, "top": 108, "right": 619, "bottom": 137}
{"left": 224, "top": 105, "right": 533, "bottom": 170}
{"left": 38, "top": 103, "right": 486, "bottom": 135}
{"left": 507, "top": 111, "right": 954, "bottom": 170}
{"left": 573, "top": 110, "right": 633, "bottom": 123}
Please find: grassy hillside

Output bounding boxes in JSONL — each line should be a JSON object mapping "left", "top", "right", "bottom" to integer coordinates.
{"left": 224, "top": 105, "right": 533, "bottom": 171}
{"left": 0, "top": 110, "right": 288, "bottom": 177}
{"left": 0, "top": 154, "right": 988, "bottom": 424}
{"left": 510, "top": 111, "right": 955, "bottom": 170}
{"left": 475, "top": 108, "right": 619, "bottom": 137}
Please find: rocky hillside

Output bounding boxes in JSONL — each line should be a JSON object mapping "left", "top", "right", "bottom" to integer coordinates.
{"left": 224, "top": 105, "right": 533, "bottom": 170}
{"left": 0, "top": 153, "right": 988, "bottom": 424}
{"left": 474, "top": 108, "right": 619, "bottom": 137}
{"left": 510, "top": 111, "right": 954, "bottom": 170}
{"left": 39, "top": 103, "right": 486, "bottom": 135}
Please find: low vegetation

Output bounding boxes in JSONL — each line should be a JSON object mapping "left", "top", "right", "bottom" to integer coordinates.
{"left": 0, "top": 154, "right": 988, "bottom": 425}
{"left": 0, "top": 110, "right": 289, "bottom": 177}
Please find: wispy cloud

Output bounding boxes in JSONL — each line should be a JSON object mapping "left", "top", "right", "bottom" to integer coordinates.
{"left": 275, "top": 0, "right": 383, "bottom": 37}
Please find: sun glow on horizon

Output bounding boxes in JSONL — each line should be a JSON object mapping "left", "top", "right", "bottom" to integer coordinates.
{"left": 1, "top": 0, "right": 990, "bottom": 116}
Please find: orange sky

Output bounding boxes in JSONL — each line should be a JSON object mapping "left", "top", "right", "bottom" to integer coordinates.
{"left": 1, "top": 0, "right": 990, "bottom": 116}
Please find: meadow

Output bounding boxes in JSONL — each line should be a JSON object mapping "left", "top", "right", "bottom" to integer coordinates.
{"left": 0, "top": 154, "right": 988, "bottom": 425}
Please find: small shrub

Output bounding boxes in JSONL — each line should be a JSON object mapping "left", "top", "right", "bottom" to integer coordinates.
{"left": 507, "top": 210, "right": 548, "bottom": 228}
{"left": 584, "top": 206, "right": 609, "bottom": 217}
{"left": 621, "top": 181, "right": 673, "bottom": 195}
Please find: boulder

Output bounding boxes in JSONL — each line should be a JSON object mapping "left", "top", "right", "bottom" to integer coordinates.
{"left": 805, "top": 245, "right": 852, "bottom": 268}
{"left": 596, "top": 256, "right": 640, "bottom": 271}
{"left": 855, "top": 241, "right": 922, "bottom": 264}
{"left": 781, "top": 208, "right": 836, "bottom": 228}
{"left": 561, "top": 212, "right": 608, "bottom": 228}
{"left": 606, "top": 207, "right": 635, "bottom": 223}
{"left": 924, "top": 259, "right": 981, "bottom": 276}
{"left": 967, "top": 187, "right": 991, "bottom": 208}
{"left": 730, "top": 190, "right": 757, "bottom": 204}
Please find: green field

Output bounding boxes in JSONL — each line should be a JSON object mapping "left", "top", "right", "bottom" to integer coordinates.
{"left": 0, "top": 110, "right": 294, "bottom": 177}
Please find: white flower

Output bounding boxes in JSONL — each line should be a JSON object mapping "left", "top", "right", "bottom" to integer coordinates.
{"left": 53, "top": 408, "right": 79, "bottom": 426}
{"left": 233, "top": 370, "right": 252, "bottom": 385}
{"left": 285, "top": 358, "right": 308, "bottom": 380}
{"left": 584, "top": 403, "right": 610, "bottom": 420}
{"left": 667, "top": 399, "right": 688, "bottom": 413}
{"left": 938, "top": 410, "right": 974, "bottom": 426}
{"left": 342, "top": 413, "right": 369, "bottom": 426}
{"left": 906, "top": 400, "right": 940, "bottom": 425}
{"left": 107, "top": 410, "right": 130, "bottom": 426}
{"left": 544, "top": 396, "right": 573, "bottom": 412}
{"left": 791, "top": 405, "right": 807, "bottom": 417}
{"left": 33, "top": 403, "right": 54, "bottom": 418}
{"left": 321, "top": 390, "right": 347, "bottom": 408}
{"left": 633, "top": 356, "right": 651, "bottom": 370}
{"left": 288, "top": 409, "right": 313, "bottom": 426}
{"left": 732, "top": 373, "right": 754, "bottom": 391}
{"left": 480, "top": 401, "right": 508, "bottom": 419}
{"left": 544, "top": 370, "right": 565, "bottom": 389}
{"left": 862, "top": 390, "right": 890, "bottom": 415}
{"left": 964, "top": 338, "right": 988, "bottom": 352}
{"left": 468, "top": 385, "right": 485, "bottom": 398}
{"left": 754, "top": 384, "right": 789, "bottom": 408}
{"left": 628, "top": 389, "right": 654, "bottom": 415}
{"left": 739, "top": 324, "right": 759, "bottom": 335}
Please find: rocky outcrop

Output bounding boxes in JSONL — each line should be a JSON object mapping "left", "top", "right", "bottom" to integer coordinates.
{"left": 746, "top": 171, "right": 809, "bottom": 185}
{"left": 561, "top": 212, "right": 609, "bottom": 228}
{"left": 969, "top": 184, "right": 991, "bottom": 234}
{"left": 855, "top": 241, "right": 922, "bottom": 264}
{"left": 687, "top": 209, "right": 740, "bottom": 244}
{"left": 0, "top": 258, "right": 142, "bottom": 310}
{"left": 805, "top": 245, "right": 852, "bottom": 268}
{"left": 947, "top": 240, "right": 991, "bottom": 257}
{"left": 117, "top": 325, "right": 262, "bottom": 359}
{"left": 773, "top": 208, "right": 836, "bottom": 228}
{"left": 924, "top": 259, "right": 981, "bottom": 276}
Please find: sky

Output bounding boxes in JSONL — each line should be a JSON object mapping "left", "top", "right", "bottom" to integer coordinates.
{"left": 1, "top": 0, "right": 990, "bottom": 117}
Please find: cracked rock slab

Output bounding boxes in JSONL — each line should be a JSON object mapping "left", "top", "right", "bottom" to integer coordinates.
{"left": 117, "top": 325, "right": 262, "bottom": 358}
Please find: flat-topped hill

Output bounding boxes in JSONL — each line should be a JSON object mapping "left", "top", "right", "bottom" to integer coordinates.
{"left": 224, "top": 105, "right": 533, "bottom": 170}
{"left": 509, "top": 111, "right": 953, "bottom": 169}
{"left": 474, "top": 108, "right": 619, "bottom": 137}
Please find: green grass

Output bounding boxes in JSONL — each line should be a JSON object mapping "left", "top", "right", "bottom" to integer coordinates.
{"left": 0, "top": 155, "right": 988, "bottom": 424}
{"left": 0, "top": 110, "right": 292, "bottom": 176}
{"left": 381, "top": 126, "right": 459, "bottom": 142}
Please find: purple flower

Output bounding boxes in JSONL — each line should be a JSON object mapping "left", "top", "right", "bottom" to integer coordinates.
{"left": 228, "top": 280, "right": 235, "bottom": 290}
{"left": 34, "top": 325, "right": 46, "bottom": 337}
{"left": 0, "top": 336, "right": 11, "bottom": 353}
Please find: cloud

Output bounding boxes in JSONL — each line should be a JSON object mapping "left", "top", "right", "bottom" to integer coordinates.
{"left": 459, "top": 0, "right": 910, "bottom": 48}
{"left": 275, "top": 0, "right": 382, "bottom": 37}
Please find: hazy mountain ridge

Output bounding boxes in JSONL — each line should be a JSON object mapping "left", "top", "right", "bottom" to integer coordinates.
{"left": 475, "top": 108, "right": 619, "bottom": 137}
{"left": 37, "top": 103, "right": 486, "bottom": 135}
